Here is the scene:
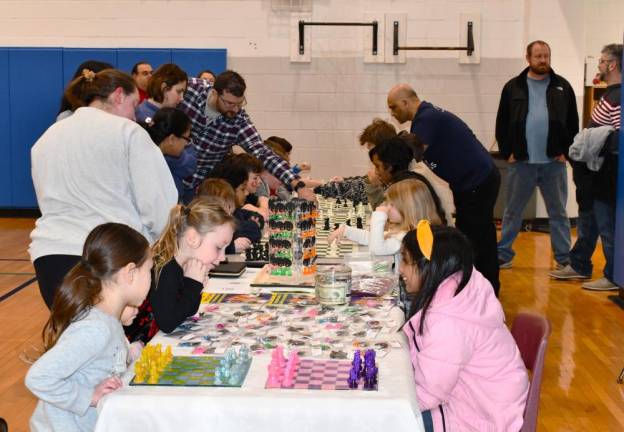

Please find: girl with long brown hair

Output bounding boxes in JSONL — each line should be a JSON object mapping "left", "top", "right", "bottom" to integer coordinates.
{"left": 25, "top": 223, "right": 152, "bottom": 432}
{"left": 328, "top": 179, "right": 443, "bottom": 272}
{"left": 124, "top": 199, "right": 235, "bottom": 344}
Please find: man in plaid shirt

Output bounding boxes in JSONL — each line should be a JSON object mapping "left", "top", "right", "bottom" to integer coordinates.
{"left": 178, "top": 70, "right": 314, "bottom": 201}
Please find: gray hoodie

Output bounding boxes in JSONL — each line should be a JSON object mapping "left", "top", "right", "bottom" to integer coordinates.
{"left": 568, "top": 125, "right": 615, "bottom": 171}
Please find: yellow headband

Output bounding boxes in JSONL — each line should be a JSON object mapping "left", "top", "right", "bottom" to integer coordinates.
{"left": 416, "top": 219, "right": 433, "bottom": 260}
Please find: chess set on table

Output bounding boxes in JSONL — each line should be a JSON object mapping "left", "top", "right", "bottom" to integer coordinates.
{"left": 244, "top": 195, "right": 371, "bottom": 265}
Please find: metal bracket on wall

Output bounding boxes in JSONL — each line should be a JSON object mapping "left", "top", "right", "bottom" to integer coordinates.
{"left": 298, "top": 20, "right": 379, "bottom": 55}
{"left": 392, "top": 21, "right": 474, "bottom": 56}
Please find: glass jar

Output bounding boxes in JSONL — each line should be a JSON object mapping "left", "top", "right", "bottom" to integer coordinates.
{"left": 315, "top": 265, "right": 352, "bottom": 305}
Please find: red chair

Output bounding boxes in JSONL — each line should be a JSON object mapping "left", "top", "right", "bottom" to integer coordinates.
{"left": 511, "top": 312, "right": 552, "bottom": 432}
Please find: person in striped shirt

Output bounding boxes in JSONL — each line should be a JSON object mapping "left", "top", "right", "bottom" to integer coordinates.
{"left": 551, "top": 43, "right": 621, "bottom": 290}
{"left": 178, "top": 70, "right": 315, "bottom": 203}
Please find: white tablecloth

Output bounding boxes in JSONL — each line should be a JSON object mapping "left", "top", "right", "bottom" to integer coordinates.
{"left": 95, "top": 265, "right": 424, "bottom": 432}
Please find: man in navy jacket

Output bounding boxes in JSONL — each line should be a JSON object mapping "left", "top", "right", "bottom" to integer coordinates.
{"left": 387, "top": 84, "right": 501, "bottom": 295}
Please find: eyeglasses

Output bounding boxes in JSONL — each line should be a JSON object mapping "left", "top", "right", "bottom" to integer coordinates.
{"left": 599, "top": 58, "right": 615, "bottom": 65}
{"left": 218, "top": 94, "right": 247, "bottom": 109}
{"left": 179, "top": 135, "right": 192, "bottom": 144}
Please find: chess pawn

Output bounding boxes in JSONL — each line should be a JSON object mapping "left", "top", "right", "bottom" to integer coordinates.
{"left": 148, "top": 364, "right": 159, "bottom": 384}
{"left": 134, "top": 363, "right": 146, "bottom": 383}
{"left": 214, "top": 367, "right": 224, "bottom": 385}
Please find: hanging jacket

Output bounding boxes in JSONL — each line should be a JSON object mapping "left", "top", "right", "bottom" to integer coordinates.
{"left": 496, "top": 67, "right": 579, "bottom": 161}
{"left": 403, "top": 269, "right": 528, "bottom": 431}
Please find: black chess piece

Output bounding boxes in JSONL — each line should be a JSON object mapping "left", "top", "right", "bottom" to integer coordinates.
{"left": 346, "top": 219, "right": 352, "bottom": 226}
{"left": 336, "top": 198, "right": 341, "bottom": 204}
{"left": 323, "top": 217, "right": 330, "bottom": 231}
{"left": 356, "top": 217, "right": 363, "bottom": 229}
{"left": 334, "top": 223, "right": 340, "bottom": 230}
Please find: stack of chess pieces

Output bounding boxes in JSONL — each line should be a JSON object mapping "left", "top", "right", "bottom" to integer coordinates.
{"left": 214, "top": 346, "right": 251, "bottom": 385}
{"left": 133, "top": 344, "right": 174, "bottom": 384}
{"left": 267, "top": 197, "right": 318, "bottom": 277}
{"left": 266, "top": 345, "right": 300, "bottom": 388}
{"left": 348, "top": 349, "right": 378, "bottom": 390}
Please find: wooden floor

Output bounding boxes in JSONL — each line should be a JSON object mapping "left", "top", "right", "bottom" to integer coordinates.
{"left": 0, "top": 218, "right": 623, "bottom": 431}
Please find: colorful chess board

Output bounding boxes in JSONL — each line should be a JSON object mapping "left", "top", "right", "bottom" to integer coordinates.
{"left": 130, "top": 356, "right": 251, "bottom": 387}
{"left": 266, "top": 358, "right": 378, "bottom": 391}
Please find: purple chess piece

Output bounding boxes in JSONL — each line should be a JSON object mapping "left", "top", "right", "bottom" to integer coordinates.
{"left": 347, "top": 367, "right": 359, "bottom": 389}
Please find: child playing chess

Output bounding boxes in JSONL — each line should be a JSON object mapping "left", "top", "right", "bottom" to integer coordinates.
{"left": 124, "top": 199, "right": 235, "bottom": 343}
{"left": 26, "top": 223, "right": 152, "bottom": 432}
{"left": 328, "top": 178, "right": 441, "bottom": 271}
{"left": 142, "top": 107, "right": 196, "bottom": 203}
{"left": 400, "top": 221, "right": 528, "bottom": 432}
{"left": 197, "top": 178, "right": 259, "bottom": 254}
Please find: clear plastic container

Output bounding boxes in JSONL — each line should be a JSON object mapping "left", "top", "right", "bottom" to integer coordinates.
{"left": 314, "top": 264, "right": 352, "bottom": 305}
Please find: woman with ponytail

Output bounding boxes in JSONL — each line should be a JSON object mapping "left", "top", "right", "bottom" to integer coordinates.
{"left": 143, "top": 107, "right": 196, "bottom": 202}
{"left": 25, "top": 223, "right": 152, "bottom": 432}
{"left": 30, "top": 68, "right": 177, "bottom": 309}
{"left": 124, "top": 199, "right": 235, "bottom": 343}
{"left": 399, "top": 222, "right": 528, "bottom": 432}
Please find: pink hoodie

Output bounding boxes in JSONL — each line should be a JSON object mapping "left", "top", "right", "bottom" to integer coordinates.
{"left": 403, "top": 269, "right": 528, "bottom": 432}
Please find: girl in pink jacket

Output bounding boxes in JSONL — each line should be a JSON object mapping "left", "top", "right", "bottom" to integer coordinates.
{"left": 400, "top": 222, "right": 528, "bottom": 432}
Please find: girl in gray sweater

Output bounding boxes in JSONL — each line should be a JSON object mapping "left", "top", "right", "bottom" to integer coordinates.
{"left": 26, "top": 223, "right": 152, "bottom": 432}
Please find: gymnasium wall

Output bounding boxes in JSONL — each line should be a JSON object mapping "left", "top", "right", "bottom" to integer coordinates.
{"left": 0, "top": 0, "right": 623, "bottom": 215}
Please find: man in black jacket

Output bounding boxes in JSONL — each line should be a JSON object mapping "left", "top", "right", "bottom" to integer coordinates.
{"left": 496, "top": 40, "right": 578, "bottom": 269}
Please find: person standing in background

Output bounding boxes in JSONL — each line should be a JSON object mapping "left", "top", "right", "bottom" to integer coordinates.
{"left": 495, "top": 40, "right": 578, "bottom": 270}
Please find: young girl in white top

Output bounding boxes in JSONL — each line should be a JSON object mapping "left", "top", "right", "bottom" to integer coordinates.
{"left": 328, "top": 178, "right": 442, "bottom": 271}
{"left": 26, "top": 223, "right": 152, "bottom": 432}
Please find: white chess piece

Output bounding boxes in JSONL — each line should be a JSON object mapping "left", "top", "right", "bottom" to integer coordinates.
{"left": 328, "top": 240, "right": 339, "bottom": 257}
{"left": 357, "top": 203, "right": 364, "bottom": 217}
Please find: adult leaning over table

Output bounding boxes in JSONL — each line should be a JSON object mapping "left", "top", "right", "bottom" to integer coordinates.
{"left": 29, "top": 68, "right": 178, "bottom": 309}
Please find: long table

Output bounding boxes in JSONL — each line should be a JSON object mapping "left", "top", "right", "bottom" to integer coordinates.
{"left": 95, "top": 267, "right": 425, "bottom": 432}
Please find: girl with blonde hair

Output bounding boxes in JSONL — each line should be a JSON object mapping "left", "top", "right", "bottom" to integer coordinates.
{"left": 328, "top": 178, "right": 442, "bottom": 271}
{"left": 124, "top": 199, "right": 235, "bottom": 343}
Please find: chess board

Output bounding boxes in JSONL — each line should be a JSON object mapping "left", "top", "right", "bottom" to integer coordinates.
{"left": 267, "top": 358, "right": 378, "bottom": 391}
{"left": 130, "top": 356, "right": 251, "bottom": 387}
{"left": 315, "top": 197, "right": 369, "bottom": 258}
{"left": 202, "top": 293, "right": 269, "bottom": 304}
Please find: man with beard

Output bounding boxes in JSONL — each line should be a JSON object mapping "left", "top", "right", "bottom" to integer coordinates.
{"left": 495, "top": 40, "right": 578, "bottom": 270}
{"left": 178, "top": 70, "right": 314, "bottom": 202}
{"left": 551, "top": 43, "right": 622, "bottom": 290}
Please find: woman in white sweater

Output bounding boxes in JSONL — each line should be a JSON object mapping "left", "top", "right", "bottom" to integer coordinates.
{"left": 328, "top": 178, "right": 442, "bottom": 271}
{"left": 30, "top": 69, "right": 177, "bottom": 308}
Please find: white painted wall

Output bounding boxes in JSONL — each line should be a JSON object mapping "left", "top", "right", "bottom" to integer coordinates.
{"left": 1, "top": 0, "right": 622, "bottom": 216}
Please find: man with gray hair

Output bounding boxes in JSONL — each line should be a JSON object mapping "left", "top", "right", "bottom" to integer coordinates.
{"left": 551, "top": 43, "right": 622, "bottom": 291}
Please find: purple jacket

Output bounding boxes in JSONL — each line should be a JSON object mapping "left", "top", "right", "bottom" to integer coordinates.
{"left": 403, "top": 269, "right": 528, "bottom": 431}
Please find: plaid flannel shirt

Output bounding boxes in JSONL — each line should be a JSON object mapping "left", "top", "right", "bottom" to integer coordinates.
{"left": 179, "top": 77, "right": 299, "bottom": 189}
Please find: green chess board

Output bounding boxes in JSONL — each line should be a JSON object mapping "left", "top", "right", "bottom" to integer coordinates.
{"left": 130, "top": 356, "right": 252, "bottom": 387}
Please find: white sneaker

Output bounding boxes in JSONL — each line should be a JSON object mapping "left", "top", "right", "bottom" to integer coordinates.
{"left": 581, "top": 277, "right": 619, "bottom": 291}
{"left": 549, "top": 264, "right": 591, "bottom": 280}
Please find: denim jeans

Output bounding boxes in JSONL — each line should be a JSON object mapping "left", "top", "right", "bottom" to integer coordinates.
{"left": 498, "top": 161, "right": 571, "bottom": 264}
{"left": 593, "top": 200, "right": 615, "bottom": 281}
{"left": 568, "top": 209, "right": 598, "bottom": 276}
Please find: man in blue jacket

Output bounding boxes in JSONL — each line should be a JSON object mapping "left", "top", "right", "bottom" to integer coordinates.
{"left": 495, "top": 40, "right": 578, "bottom": 270}
{"left": 387, "top": 84, "right": 501, "bottom": 295}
